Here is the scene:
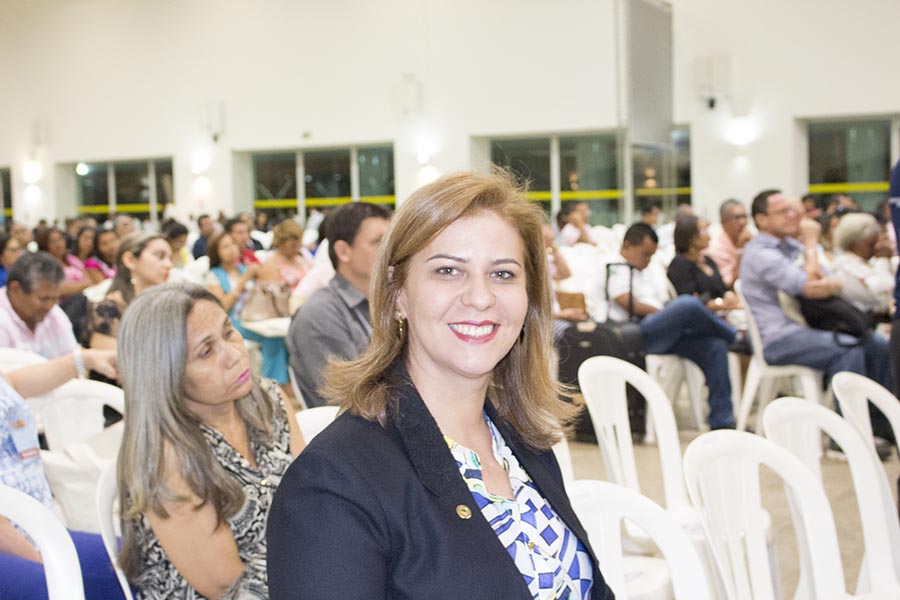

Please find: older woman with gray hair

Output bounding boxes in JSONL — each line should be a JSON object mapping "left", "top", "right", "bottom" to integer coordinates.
{"left": 832, "top": 211, "right": 895, "bottom": 317}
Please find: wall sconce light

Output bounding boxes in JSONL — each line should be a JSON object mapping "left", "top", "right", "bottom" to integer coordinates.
{"left": 23, "top": 160, "right": 42, "bottom": 184}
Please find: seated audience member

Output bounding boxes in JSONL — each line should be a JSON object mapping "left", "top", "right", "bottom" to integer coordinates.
{"left": 597, "top": 223, "right": 739, "bottom": 430}
{"left": 888, "top": 161, "right": 900, "bottom": 400}
{"left": 831, "top": 212, "right": 894, "bottom": 318}
{"left": 162, "top": 221, "right": 192, "bottom": 269}
{"left": 818, "top": 204, "right": 856, "bottom": 270}
{"left": 557, "top": 201, "right": 596, "bottom": 246}
{"left": 64, "top": 217, "right": 84, "bottom": 247}
{"left": 84, "top": 229, "right": 120, "bottom": 284}
{"left": 116, "top": 283, "right": 304, "bottom": 599}
{"left": 68, "top": 226, "right": 96, "bottom": 273}
{"left": 191, "top": 214, "right": 216, "bottom": 260}
{"left": 268, "top": 171, "right": 612, "bottom": 600}
{"left": 656, "top": 203, "right": 693, "bottom": 251}
{"left": 741, "top": 189, "right": 894, "bottom": 440}
{"left": 824, "top": 193, "right": 859, "bottom": 216}
{"left": 113, "top": 214, "right": 135, "bottom": 238}
{"left": 0, "top": 349, "right": 122, "bottom": 599}
{"left": 224, "top": 217, "right": 260, "bottom": 265}
{"left": 802, "top": 193, "right": 822, "bottom": 219}
{"left": 287, "top": 203, "right": 389, "bottom": 407}
{"left": 707, "top": 198, "right": 753, "bottom": 288}
{"left": 89, "top": 233, "right": 172, "bottom": 350}
{"left": 9, "top": 222, "right": 33, "bottom": 251}
{"left": 206, "top": 232, "right": 291, "bottom": 388}
{"left": 0, "top": 252, "right": 77, "bottom": 358}
{"left": 668, "top": 215, "right": 740, "bottom": 312}
{"left": 639, "top": 200, "right": 661, "bottom": 228}
{"left": 36, "top": 227, "right": 91, "bottom": 298}
{"left": 258, "top": 219, "right": 312, "bottom": 289}
{"left": 254, "top": 211, "right": 269, "bottom": 233}
{"left": 239, "top": 212, "right": 264, "bottom": 250}
{"left": 0, "top": 235, "right": 24, "bottom": 288}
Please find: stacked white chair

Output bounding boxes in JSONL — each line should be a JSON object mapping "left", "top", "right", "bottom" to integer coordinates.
{"left": 568, "top": 480, "right": 713, "bottom": 599}
{"left": 683, "top": 430, "right": 888, "bottom": 599}
{"left": 295, "top": 405, "right": 339, "bottom": 443}
{"left": 763, "top": 397, "right": 900, "bottom": 596}
{"left": 832, "top": 371, "right": 900, "bottom": 452}
{"left": 0, "top": 484, "right": 85, "bottom": 600}
{"left": 733, "top": 280, "right": 824, "bottom": 434}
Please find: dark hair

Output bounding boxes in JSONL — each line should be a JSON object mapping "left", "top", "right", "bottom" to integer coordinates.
{"left": 674, "top": 215, "right": 701, "bottom": 254}
{"left": 92, "top": 229, "right": 119, "bottom": 264}
{"left": 109, "top": 232, "right": 166, "bottom": 304}
{"left": 326, "top": 203, "right": 391, "bottom": 270}
{"left": 7, "top": 251, "right": 64, "bottom": 293}
{"left": 719, "top": 198, "right": 743, "bottom": 222}
{"left": 69, "top": 225, "right": 96, "bottom": 257}
{"left": 751, "top": 189, "right": 782, "bottom": 225}
{"left": 0, "top": 235, "right": 13, "bottom": 256}
{"left": 207, "top": 231, "right": 233, "bottom": 268}
{"left": 622, "top": 223, "right": 658, "bottom": 247}
{"left": 197, "top": 214, "right": 211, "bottom": 226}
{"left": 640, "top": 200, "right": 660, "bottom": 215}
{"left": 35, "top": 227, "right": 65, "bottom": 256}
{"left": 162, "top": 221, "right": 189, "bottom": 241}
{"left": 224, "top": 217, "right": 245, "bottom": 234}
{"left": 555, "top": 202, "right": 585, "bottom": 230}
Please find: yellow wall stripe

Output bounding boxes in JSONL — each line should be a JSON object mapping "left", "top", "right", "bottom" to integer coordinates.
{"left": 807, "top": 181, "right": 889, "bottom": 194}
{"left": 254, "top": 199, "right": 301, "bottom": 209}
{"left": 77, "top": 203, "right": 157, "bottom": 215}
{"left": 635, "top": 187, "right": 692, "bottom": 197}
{"left": 2, "top": 209, "right": 11, "bottom": 217}
{"left": 254, "top": 195, "right": 397, "bottom": 210}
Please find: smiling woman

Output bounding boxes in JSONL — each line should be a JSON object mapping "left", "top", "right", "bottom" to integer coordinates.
{"left": 267, "top": 171, "right": 615, "bottom": 600}
{"left": 115, "top": 282, "right": 304, "bottom": 599}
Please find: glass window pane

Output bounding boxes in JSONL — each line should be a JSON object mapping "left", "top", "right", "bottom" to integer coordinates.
{"left": 253, "top": 152, "right": 298, "bottom": 220}
{"left": 78, "top": 163, "right": 109, "bottom": 222}
{"left": 114, "top": 162, "right": 151, "bottom": 222}
{"left": 154, "top": 160, "right": 174, "bottom": 218}
{"left": 358, "top": 146, "right": 395, "bottom": 199}
{"left": 491, "top": 138, "right": 551, "bottom": 214}
{"left": 304, "top": 149, "right": 351, "bottom": 205}
{"left": 0, "top": 168, "right": 11, "bottom": 224}
{"left": 672, "top": 127, "right": 691, "bottom": 206}
{"left": 808, "top": 119, "right": 891, "bottom": 212}
{"left": 559, "top": 134, "right": 620, "bottom": 226}
{"left": 633, "top": 143, "right": 678, "bottom": 218}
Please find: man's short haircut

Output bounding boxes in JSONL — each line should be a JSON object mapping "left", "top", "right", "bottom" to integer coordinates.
{"left": 163, "top": 221, "right": 189, "bottom": 241}
{"left": 622, "top": 223, "right": 658, "bottom": 247}
{"left": 7, "top": 251, "right": 64, "bottom": 293}
{"left": 224, "top": 216, "right": 245, "bottom": 233}
{"left": 719, "top": 198, "right": 743, "bottom": 222}
{"left": 327, "top": 202, "right": 391, "bottom": 270}
{"left": 640, "top": 200, "right": 661, "bottom": 215}
{"left": 197, "top": 214, "right": 210, "bottom": 226}
{"left": 751, "top": 189, "right": 782, "bottom": 224}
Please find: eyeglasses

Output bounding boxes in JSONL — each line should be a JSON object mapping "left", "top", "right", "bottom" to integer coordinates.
{"left": 766, "top": 206, "right": 799, "bottom": 217}
{"left": 724, "top": 213, "right": 748, "bottom": 221}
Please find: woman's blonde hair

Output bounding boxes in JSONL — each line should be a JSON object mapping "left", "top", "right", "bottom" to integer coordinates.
{"left": 323, "top": 170, "right": 575, "bottom": 449}
{"left": 115, "top": 282, "right": 277, "bottom": 580}
{"left": 272, "top": 218, "right": 303, "bottom": 249}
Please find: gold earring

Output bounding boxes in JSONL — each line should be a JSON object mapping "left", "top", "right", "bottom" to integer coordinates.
{"left": 395, "top": 311, "right": 405, "bottom": 337}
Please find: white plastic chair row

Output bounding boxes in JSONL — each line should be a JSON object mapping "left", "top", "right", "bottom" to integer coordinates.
{"left": 295, "top": 405, "right": 339, "bottom": 443}
{"left": 30, "top": 379, "right": 125, "bottom": 451}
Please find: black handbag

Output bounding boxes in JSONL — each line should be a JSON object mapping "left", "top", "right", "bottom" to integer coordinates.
{"left": 798, "top": 295, "right": 875, "bottom": 346}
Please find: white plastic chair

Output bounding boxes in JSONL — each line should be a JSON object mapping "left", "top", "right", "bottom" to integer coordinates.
{"left": 95, "top": 462, "right": 134, "bottom": 600}
{"left": 0, "top": 347, "right": 47, "bottom": 371}
{"left": 295, "top": 406, "right": 339, "bottom": 443}
{"left": 645, "top": 354, "right": 707, "bottom": 433}
{"left": 733, "top": 279, "right": 824, "bottom": 434}
{"left": 683, "top": 430, "right": 877, "bottom": 600}
{"left": 287, "top": 367, "right": 309, "bottom": 410}
{"left": 551, "top": 436, "right": 575, "bottom": 487}
{"left": 30, "top": 379, "right": 125, "bottom": 451}
{"left": 0, "top": 484, "right": 85, "bottom": 600}
{"left": 763, "top": 397, "right": 900, "bottom": 595}
{"left": 832, "top": 371, "right": 900, "bottom": 452}
{"left": 568, "top": 480, "right": 714, "bottom": 599}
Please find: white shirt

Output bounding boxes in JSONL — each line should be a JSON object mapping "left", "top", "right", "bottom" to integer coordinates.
{"left": 832, "top": 251, "right": 894, "bottom": 314}
{"left": 590, "top": 255, "right": 668, "bottom": 322}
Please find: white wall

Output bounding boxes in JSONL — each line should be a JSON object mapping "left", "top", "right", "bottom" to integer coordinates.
{"left": 0, "top": 0, "right": 620, "bottom": 225}
{"left": 672, "top": 0, "right": 900, "bottom": 217}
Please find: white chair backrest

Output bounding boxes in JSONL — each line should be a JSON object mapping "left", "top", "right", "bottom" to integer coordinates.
{"left": 763, "top": 397, "right": 900, "bottom": 591}
{"left": 832, "top": 371, "right": 900, "bottom": 448}
{"left": 0, "top": 347, "right": 47, "bottom": 371}
{"left": 578, "top": 356, "right": 689, "bottom": 509}
{"left": 733, "top": 279, "right": 767, "bottom": 366}
{"left": 551, "top": 436, "right": 575, "bottom": 487}
{"left": 295, "top": 406, "right": 339, "bottom": 443}
{"left": 32, "top": 379, "right": 125, "bottom": 451}
{"left": 96, "top": 462, "right": 134, "bottom": 599}
{"left": 683, "top": 430, "right": 847, "bottom": 600}
{"left": 183, "top": 255, "right": 210, "bottom": 284}
{"left": 82, "top": 278, "right": 113, "bottom": 303}
{"left": 568, "top": 480, "right": 713, "bottom": 599}
{"left": 0, "top": 484, "right": 85, "bottom": 600}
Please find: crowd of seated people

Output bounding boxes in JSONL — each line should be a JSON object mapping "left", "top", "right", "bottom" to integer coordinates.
{"left": 0, "top": 170, "right": 899, "bottom": 598}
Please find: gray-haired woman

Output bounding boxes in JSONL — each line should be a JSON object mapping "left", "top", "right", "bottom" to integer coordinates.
{"left": 115, "top": 282, "right": 304, "bottom": 599}
{"left": 832, "top": 212, "right": 895, "bottom": 317}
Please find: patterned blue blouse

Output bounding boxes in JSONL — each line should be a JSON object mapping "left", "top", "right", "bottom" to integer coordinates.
{"left": 446, "top": 417, "right": 593, "bottom": 600}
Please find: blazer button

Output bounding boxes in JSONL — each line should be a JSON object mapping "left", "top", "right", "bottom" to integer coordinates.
{"left": 456, "top": 505, "right": 472, "bottom": 519}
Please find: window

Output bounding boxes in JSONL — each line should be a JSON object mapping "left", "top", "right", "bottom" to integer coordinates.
{"left": 0, "top": 168, "right": 11, "bottom": 223}
{"left": 76, "top": 159, "right": 173, "bottom": 224}
{"left": 490, "top": 134, "right": 622, "bottom": 226}
{"left": 251, "top": 146, "right": 395, "bottom": 222}
{"left": 807, "top": 119, "right": 892, "bottom": 212}
{"left": 673, "top": 127, "right": 691, "bottom": 206}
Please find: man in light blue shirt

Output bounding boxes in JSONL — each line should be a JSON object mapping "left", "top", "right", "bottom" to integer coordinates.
{"left": 741, "top": 189, "right": 892, "bottom": 436}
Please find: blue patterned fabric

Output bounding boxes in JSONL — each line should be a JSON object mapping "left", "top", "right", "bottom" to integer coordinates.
{"left": 446, "top": 417, "right": 593, "bottom": 600}
{"left": 0, "top": 377, "right": 53, "bottom": 510}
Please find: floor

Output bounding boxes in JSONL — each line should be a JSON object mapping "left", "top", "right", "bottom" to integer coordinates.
{"left": 568, "top": 410, "right": 900, "bottom": 596}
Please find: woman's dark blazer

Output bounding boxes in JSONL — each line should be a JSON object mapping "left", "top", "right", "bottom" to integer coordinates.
{"left": 266, "top": 379, "right": 615, "bottom": 600}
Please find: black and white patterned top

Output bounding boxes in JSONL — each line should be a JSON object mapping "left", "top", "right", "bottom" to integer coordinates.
{"left": 132, "top": 380, "right": 294, "bottom": 599}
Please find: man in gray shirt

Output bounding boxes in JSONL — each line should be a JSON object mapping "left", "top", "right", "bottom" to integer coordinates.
{"left": 287, "top": 202, "right": 390, "bottom": 407}
{"left": 741, "top": 189, "right": 893, "bottom": 437}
